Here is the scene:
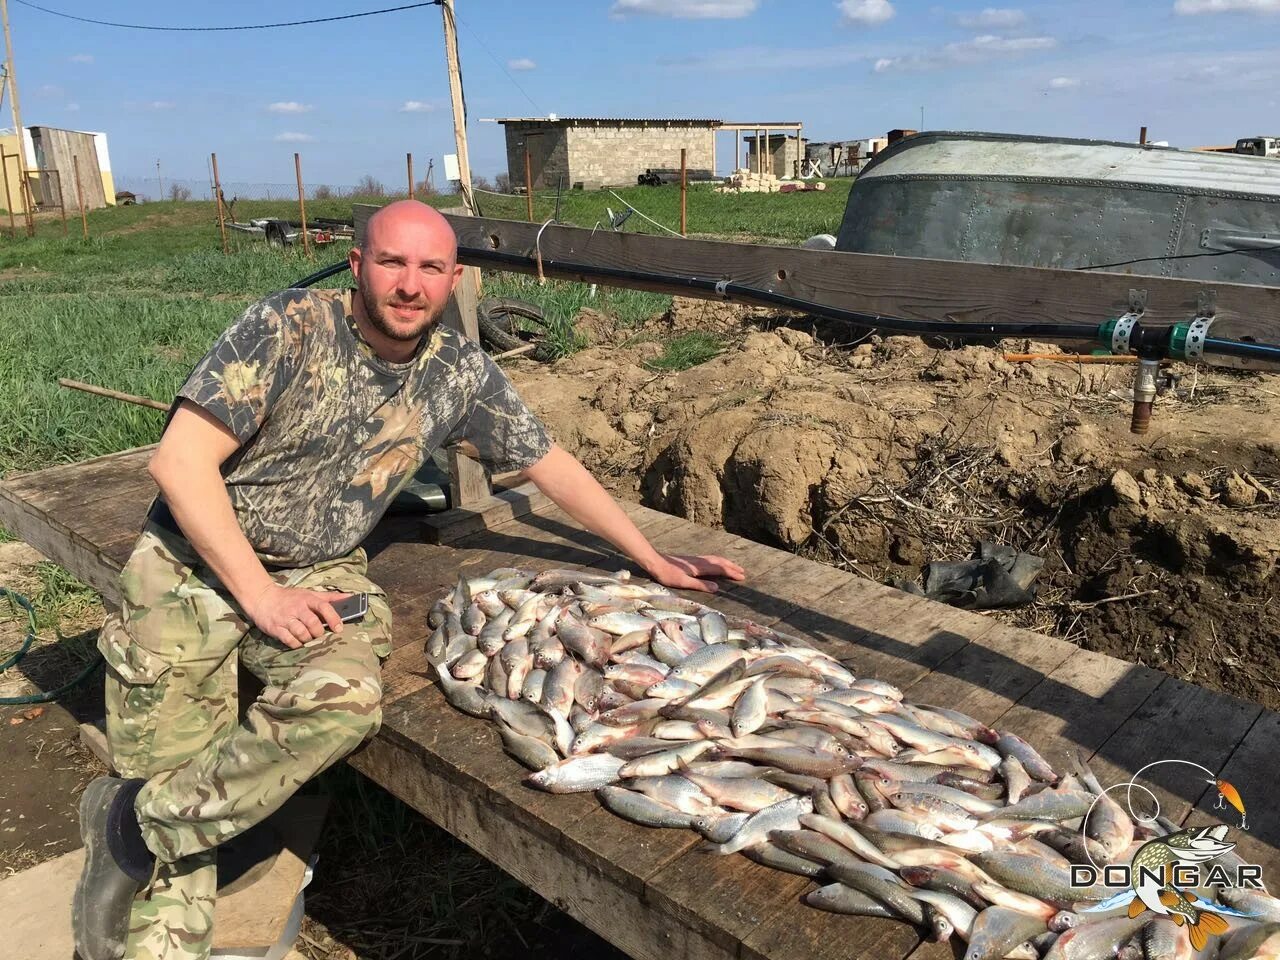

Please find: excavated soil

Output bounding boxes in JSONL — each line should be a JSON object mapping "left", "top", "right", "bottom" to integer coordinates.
{"left": 507, "top": 299, "right": 1280, "bottom": 711}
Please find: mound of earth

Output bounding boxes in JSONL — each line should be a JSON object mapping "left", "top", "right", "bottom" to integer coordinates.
{"left": 507, "top": 297, "right": 1280, "bottom": 710}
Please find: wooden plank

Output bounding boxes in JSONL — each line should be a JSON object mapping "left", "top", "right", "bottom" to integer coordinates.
{"left": 440, "top": 261, "right": 490, "bottom": 508}
{"left": 901, "top": 621, "right": 1078, "bottom": 725}
{"left": 715, "top": 551, "right": 859, "bottom": 623}
{"left": 349, "top": 733, "right": 736, "bottom": 960}
{"left": 420, "top": 481, "right": 548, "bottom": 544}
{"left": 644, "top": 847, "right": 811, "bottom": 956}
{"left": 3, "top": 446, "right": 155, "bottom": 510}
{"left": 744, "top": 905, "right": 920, "bottom": 960}
{"left": 0, "top": 488, "right": 124, "bottom": 600}
{"left": 778, "top": 579, "right": 990, "bottom": 689}
{"left": 1181, "top": 709, "right": 1280, "bottom": 880}
{"left": 441, "top": 215, "right": 1280, "bottom": 352}
{"left": 985, "top": 647, "right": 1166, "bottom": 777}
{"left": 1087, "top": 678, "right": 1261, "bottom": 826}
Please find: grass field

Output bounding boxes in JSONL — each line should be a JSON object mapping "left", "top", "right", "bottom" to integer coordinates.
{"left": 0, "top": 182, "right": 850, "bottom": 476}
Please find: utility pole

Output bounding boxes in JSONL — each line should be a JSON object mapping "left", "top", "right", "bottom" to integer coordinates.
{"left": 1, "top": 0, "right": 33, "bottom": 236}
{"left": 157, "top": 159, "right": 163, "bottom": 201}
{"left": 440, "top": 0, "right": 475, "bottom": 214}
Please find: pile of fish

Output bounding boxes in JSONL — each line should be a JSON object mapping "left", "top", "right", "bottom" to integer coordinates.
{"left": 426, "top": 567, "right": 1280, "bottom": 960}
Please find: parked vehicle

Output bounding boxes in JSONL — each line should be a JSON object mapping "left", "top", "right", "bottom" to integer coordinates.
{"left": 1235, "top": 136, "right": 1280, "bottom": 159}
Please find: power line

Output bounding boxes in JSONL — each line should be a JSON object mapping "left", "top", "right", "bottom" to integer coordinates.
{"left": 452, "top": 10, "right": 541, "bottom": 114}
{"left": 11, "top": 0, "right": 441, "bottom": 32}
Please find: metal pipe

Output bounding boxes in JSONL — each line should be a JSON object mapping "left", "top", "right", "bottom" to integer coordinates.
{"left": 1130, "top": 358, "right": 1161, "bottom": 434}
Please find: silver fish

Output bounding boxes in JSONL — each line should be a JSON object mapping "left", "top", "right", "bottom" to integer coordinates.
{"left": 527, "top": 754, "right": 626, "bottom": 793}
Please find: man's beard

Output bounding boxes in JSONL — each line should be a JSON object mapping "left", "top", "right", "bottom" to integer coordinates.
{"left": 358, "top": 279, "right": 442, "bottom": 342}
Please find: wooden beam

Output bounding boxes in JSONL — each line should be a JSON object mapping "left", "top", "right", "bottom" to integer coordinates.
{"left": 437, "top": 214, "right": 1280, "bottom": 356}
{"left": 351, "top": 204, "right": 1280, "bottom": 360}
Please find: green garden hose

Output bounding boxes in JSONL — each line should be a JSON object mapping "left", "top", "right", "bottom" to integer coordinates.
{"left": 0, "top": 586, "right": 102, "bottom": 705}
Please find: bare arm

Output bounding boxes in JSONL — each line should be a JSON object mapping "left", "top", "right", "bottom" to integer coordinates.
{"left": 148, "top": 401, "right": 348, "bottom": 646}
{"left": 520, "top": 444, "right": 745, "bottom": 592}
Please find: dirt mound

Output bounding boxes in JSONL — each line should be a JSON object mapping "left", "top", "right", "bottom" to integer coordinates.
{"left": 506, "top": 307, "right": 1280, "bottom": 709}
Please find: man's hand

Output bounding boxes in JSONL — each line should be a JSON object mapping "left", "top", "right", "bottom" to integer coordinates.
{"left": 646, "top": 553, "right": 746, "bottom": 594}
{"left": 247, "top": 583, "right": 352, "bottom": 648}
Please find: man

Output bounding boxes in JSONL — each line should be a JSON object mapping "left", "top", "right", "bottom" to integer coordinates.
{"left": 74, "top": 200, "right": 745, "bottom": 960}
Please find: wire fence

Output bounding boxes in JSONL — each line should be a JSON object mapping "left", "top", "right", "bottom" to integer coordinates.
{"left": 113, "top": 175, "right": 461, "bottom": 204}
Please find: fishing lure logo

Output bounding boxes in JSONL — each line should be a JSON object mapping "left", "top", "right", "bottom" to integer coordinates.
{"left": 1069, "top": 760, "right": 1263, "bottom": 952}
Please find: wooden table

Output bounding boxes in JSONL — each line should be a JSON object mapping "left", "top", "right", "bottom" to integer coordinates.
{"left": 3, "top": 446, "right": 1277, "bottom": 960}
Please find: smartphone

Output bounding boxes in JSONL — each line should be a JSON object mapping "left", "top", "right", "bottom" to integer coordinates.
{"left": 332, "top": 593, "right": 368, "bottom": 624}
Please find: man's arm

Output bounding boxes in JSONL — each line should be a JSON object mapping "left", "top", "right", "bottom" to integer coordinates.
{"left": 148, "top": 401, "right": 348, "bottom": 647}
{"left": 519, "top": 444, "right": 745, "bottom": 592}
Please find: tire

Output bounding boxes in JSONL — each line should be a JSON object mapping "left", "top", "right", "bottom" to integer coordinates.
{"left": 265, "top": 221, "right": 290, "bottom": 248}
{"left": 477, "top": 297, "right": 555, "bottom": 360}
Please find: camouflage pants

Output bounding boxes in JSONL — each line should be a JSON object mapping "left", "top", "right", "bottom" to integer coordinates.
{"left": 97, "top": 520, "right": 393, "bottom": 960}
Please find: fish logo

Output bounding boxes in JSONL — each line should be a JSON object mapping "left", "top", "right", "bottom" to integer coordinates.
{"left": 1077, "top": 767, "right": 1265, "bottom": 951}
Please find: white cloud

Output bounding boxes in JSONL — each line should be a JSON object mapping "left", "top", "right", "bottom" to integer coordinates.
{"left": 955, "top": 7, "right": 1027, "bottom": 28}
{"left": 875, "top": 33, "right": 1056, "bottom": 71}
{"left": 66, "top": 103, "right": 80, "bottom": 112}
{"left": 37, "top": 84, "right": 63, "bottom": 97}
{"left": 399, "top": 100, "right": 434, "bottom": 112}
{"left": 266, "top": 101, "right": 313, "bottom": 114}
{"left": 507, "top": 57, "right": 537, "bottom": 71}
{"left": 1049, "top": 76, "right": 1080, "bottom": 88}
{"left": 1175, "top": 0, "right": 1279, "bottom": 12}
{"left": 838, "top": 0, "right": 895, "bottom": 24}
{"left": 273, "top": 131, "right": 315, "bottom": 143}
{"left": 610, "top": 0, "right": 758, "bottom": 17}
{"left": 660, "top": 43, "right": 874, "bottom": 71}
{"left": 149, "top": 101, "right": 175, "bottom": 110}
{"left": 68, "top": 53, "right": 93, "bottom": 63}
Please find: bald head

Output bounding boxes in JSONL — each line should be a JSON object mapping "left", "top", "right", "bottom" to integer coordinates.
{"left": 349, "top": 200, "right": 464, "bottom": 356}
{"left": 363, "top": 199, "right": 458, "bottom": 262}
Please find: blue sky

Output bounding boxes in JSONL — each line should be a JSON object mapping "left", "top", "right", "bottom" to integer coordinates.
{"left": 14, "top": 0, "right": 1280, "bottom": 191}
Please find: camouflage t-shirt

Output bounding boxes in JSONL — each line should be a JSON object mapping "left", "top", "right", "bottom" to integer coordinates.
{"left": 173, "top": 287, "right": 553, "bottom": 567}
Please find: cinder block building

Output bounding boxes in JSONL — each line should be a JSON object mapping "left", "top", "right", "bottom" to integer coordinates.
{"left": 489, "top": 116, "right": 719, "bottom": 190}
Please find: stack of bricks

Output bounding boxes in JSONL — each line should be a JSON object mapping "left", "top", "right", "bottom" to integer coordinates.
{"left": 715, "top": 168, "right": 783, "bottom": 194}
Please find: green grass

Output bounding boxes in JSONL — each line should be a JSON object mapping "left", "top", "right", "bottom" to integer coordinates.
{"left": 0, "top": 184, "right": 850, "bottom": 478}
{"left": 30, "top": 561, "right": 98, "bottom": 629}
{"left": 645, "top": 331, "right": 726, "bottom": 371}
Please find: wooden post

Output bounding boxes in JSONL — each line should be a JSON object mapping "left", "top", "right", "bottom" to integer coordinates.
{"left": 440, "top": 0, "right": 475, "bottom": 215}
{"left": 55, "top": 169, "right": 66, "bottom": 235}
{"left": 157, "top": 159, "right": 163, "bottom": 201}
{"left": 679, "top": 147, "right": 687, "bottom": 236}
{"left": 1140, "top": 126, "right": 1148, "bottom": 145}
{"left": 1, "top": 0, "right": 33, "bottom": 236}
{"left": 0, "top": 149, "right": 14, "bottom": 238}
{"left": 407, "top": 152, "right": 415, "bottom": 199}
{"left": 294, "top": 152, "right": 310, "bottom": 257}
{"left": 72, "top": 153, "right": 87, "bottom": 239}
{"left": 211, "top": 152, "right": 228, "bottom": 254}
{"left": 441, "top": 262, "right": 491, "bottom": 510}
{"left": 524, "top": 146, "right": 533, "bottom": 221}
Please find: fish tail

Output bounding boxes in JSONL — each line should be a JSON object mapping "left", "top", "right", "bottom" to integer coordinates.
{"left": 1199, "top": 912, "right": 1229, "bottom": 937}
{"left": 1127, "top": 899, "right": 1147, "bottom": 919}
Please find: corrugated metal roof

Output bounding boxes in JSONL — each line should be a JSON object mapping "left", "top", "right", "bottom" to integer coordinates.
{"left": 485, "top": 117, "right": 722, "bottom": 125}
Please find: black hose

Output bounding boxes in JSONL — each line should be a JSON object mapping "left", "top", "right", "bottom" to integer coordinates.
{"left": 291, "top": 261, "right": 350, "bottom": 288}
{"left": 290, "top": 255, "right": 1280, "bottom": 364}
{"left": 1204, "top": 338, "right": 1280, "bottom": 362}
